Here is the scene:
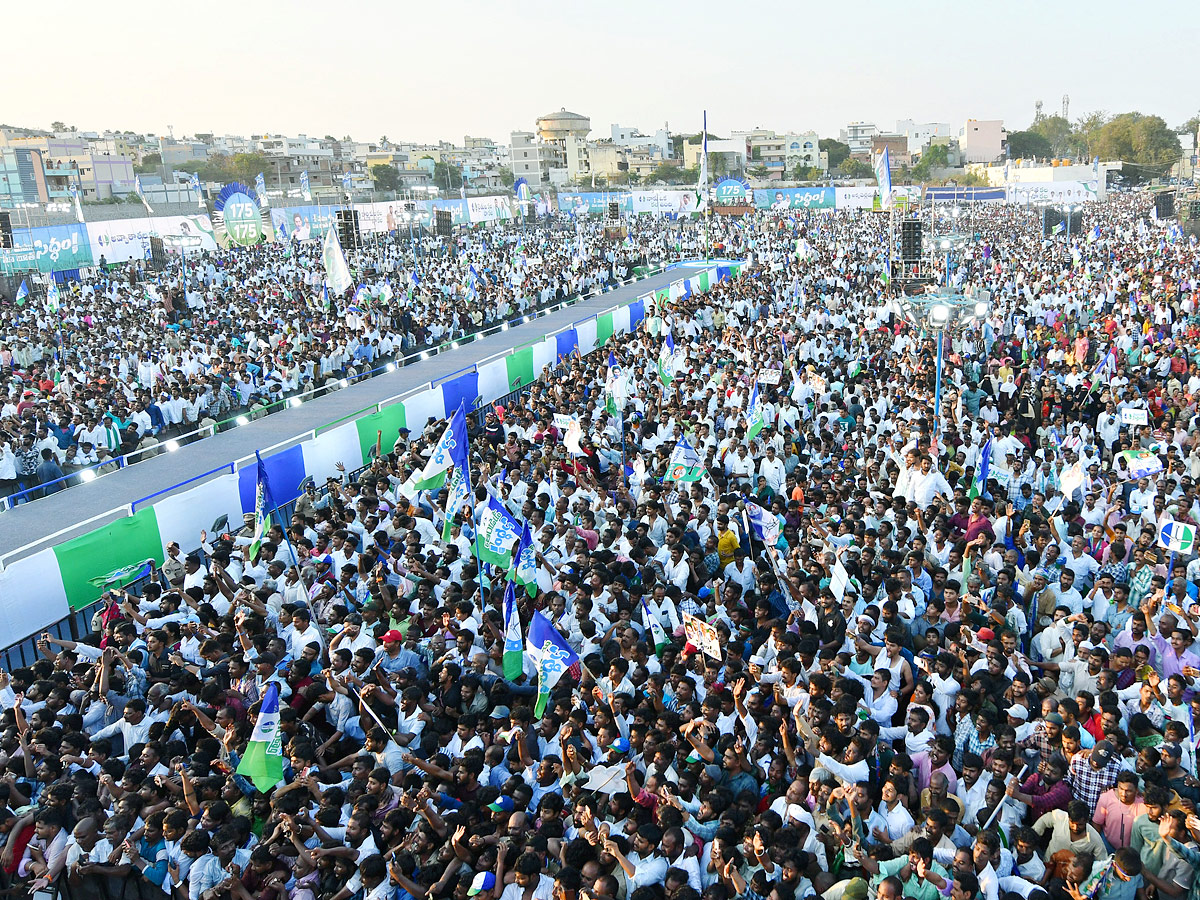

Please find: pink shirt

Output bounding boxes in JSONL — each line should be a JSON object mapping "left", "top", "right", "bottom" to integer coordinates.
{"left": 1092, "top": 789, "right": 1147, "bottom": 849}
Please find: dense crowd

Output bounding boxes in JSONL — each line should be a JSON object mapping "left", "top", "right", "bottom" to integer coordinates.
{"left": 0, "top": 214, "right": 700, "bottom": 503}
{"left": 7, "top": 191, "right": 1200, "bottom": 900}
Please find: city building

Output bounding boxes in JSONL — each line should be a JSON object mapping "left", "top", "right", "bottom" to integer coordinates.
{"left": 871, "top": 134, "right": 911, "bottom": 167}
{"left": 0, "top": 132, "right": 135, "bottom": 202}
{"left": 895, "top": 120, "right": 952, "bottom": 155}
{"left": 609, "top": 124, "right": 672, "bottom": 159}
{"left": 959, "top": 119, "right": 1008, "bottom": 164}
{"left": 0, "top": 148, "right": 51, "bottom": 207}
{"left": 840, "top": 122, "right": 877, "bottom": 156}
{"left": 510, "top": 131, "right": 555, "bottom": 188}
{"left": 682, "top": 138, "right": 745, "bottom": 176}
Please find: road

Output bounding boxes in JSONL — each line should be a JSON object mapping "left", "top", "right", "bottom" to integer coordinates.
{"left": 0, "top": 269, "right": 682, "bottom": 557}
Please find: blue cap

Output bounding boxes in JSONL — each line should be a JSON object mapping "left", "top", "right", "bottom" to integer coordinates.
{"left": 487, "top": 796, "right": 515, "bottom": 813}
{"left": 610, "top": 738, "right": 631, "bottom": 753}
{"left": 469, "top": 873, "right": 497, "bottom": 896}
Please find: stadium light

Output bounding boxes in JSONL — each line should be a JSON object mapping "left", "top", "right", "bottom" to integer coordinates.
{"left": 929, "top": 304, "right": 951, "bottom": 327}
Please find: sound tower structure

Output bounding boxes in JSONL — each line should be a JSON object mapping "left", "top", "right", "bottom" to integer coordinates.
{"left": 0, "top": 212, "right": 11, "bottom": 249}
{"left": 607, "top": 200, "right": 619, "bottom": 221}
{"left": 1156, "top": 192, "right": 1176, "bottom": 220}
{"left": 1043, "top": 207, "right": 1065, "bottom": 237}
{"left": 435, "top": 209, "right": 453, "bottom": 238}
{"left": 336, "top": 209, "right": 361, "bottom": 250}
{"left": 148, "top": 236, "right": 167, "bottom": 270}
{"left": 899, "top": 221, "right": 923, "bottom": 262}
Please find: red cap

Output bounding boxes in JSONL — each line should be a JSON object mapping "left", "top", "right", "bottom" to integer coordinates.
{"left": 978, "top": 627, "right": 995, "bottom": 641}
{"left": 381, "top": 629, "right": 404, "bottom": 643}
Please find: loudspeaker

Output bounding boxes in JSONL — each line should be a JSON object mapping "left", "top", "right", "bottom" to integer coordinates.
{"left": 1067, "top": 210, "right": 1084, "bottom": 234}
{"left": 435, "top": 209, "right": 453, "bottom": 237}
{"left": 607, "top": 201, "right": 619, "bottom": 220}
{"left": 336, "top": 209, "right": 360, "bottom": 250}
{"left": 900, "top": 221, "right": 922, "bottom": 262}
{"left": 1156, "top": 192, "right": 1176, "bottom": 219}
{"left": 148, "top": 236, "right": 167, "bottom": 270}
{"left": 1043, "top": 207, "right": 1064, "bottom": 237}
{"left": 0, "top": 212, "right": 11, "bottom": 250}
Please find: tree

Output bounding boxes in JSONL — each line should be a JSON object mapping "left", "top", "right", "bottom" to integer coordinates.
{"left": 749, "top": 165, "right": 770, "bottom": 179}
{"left": 910, "top": 144, "right": 949, "bottom": 183}
{"left": 1095, "top": 113, "right": 1181, "bottom": 166}
{"left": 1175, "top": 115, "right": 1200, "bottom": 139}
{"left": 371, "top": 164, "right": 400, "bottom": 192}
{"left": 836, "top": 158, "right": 872, "bottom": 179}
{"left": 1006, "top": 130, "right": 1052, "bottom": 160}
{"left": 498, "top": 167, "right": 514, "bottom": 187}
{"left": 1071, "top": 111, "right": 1109, "bottom": 158}
{"left": 135, "top": 152, "right": 162, "bottom": 174}
{"left": 50, "top": 121, "right": 66, "bottom": 132}
{"left": 820, "top": 139, "right": 850, "bottom": 170}
{"left": 1029, "top": 115, "right": 1073, "bottom": 156}
{"left": 791, "top": 164, "right": 821, "bottom": 182}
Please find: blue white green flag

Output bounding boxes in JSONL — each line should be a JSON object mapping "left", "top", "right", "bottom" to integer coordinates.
{"left": 236, "top": 682, "right": 284, "bottom": 792}
{"left": 413, "top": 403, "right": 469, "bottom": 491}
{"left": 666, "top": 438, "right": 705, "bottom": 482}
{"left": 746, "top": 381, "right": 764, "bottom": 441}
{"left": 526, "top": 610, "right": 579, "bottom": 717}
{"left": 502, "top": 580, "right": 524, "bottom": 680}
{"left": 511, "top": 520, "right": 538, "bottom": 598}
{"left": 476, "top": 495, "right": 521, "bottom": 567}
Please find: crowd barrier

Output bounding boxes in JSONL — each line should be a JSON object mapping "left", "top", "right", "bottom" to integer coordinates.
{"left": 0, "top": 260, "right": 745, "bottom": 659}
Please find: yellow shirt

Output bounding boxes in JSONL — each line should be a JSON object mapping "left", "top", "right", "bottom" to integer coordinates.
{"left": 717, "top": 529, "right": 740, "bottom": 568}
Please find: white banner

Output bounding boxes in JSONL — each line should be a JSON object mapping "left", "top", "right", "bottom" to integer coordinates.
{"left": 631, "top": 191, "right": 699, "bottom": 215}
{"left": 88, "top": 215, "right": 218, "bottom": 264}
{"left": 1006, "top": 181, "right": 1101, "bottom": 205}
{"left": 1120, "top": 407, "right": 1149, "bottom": 426}
{"left": 835, "top": 187, "right": 877, "bottom": 209}
{"left": 467, "top": 196, "right": 514, "bottom": 224}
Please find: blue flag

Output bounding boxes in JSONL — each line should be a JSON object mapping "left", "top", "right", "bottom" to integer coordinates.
{"left": 236, "top": 682, "right": 284, "bottom": 791}
{"left": 14, "top": 280, "right": 28, "bottom": 307}
{"left": 970, "top": 438, "right": 991, "bottom": 501}
{"left": 746, "top": 501, "right": 780, "bottom": 546}
{"left": 526, "top": 610, "right": 580, "bottom": 716}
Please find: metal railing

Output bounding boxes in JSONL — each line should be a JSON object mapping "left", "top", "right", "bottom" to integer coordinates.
{"left": 0, "top": 261, "right": 688, "bottom": 662}
{"left": 0, "top": 264, "right": 667, "bottom": 513}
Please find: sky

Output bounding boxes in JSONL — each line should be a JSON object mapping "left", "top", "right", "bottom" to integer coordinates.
{"left": 8, "top": 0, "right": 1198, "bottom": 145}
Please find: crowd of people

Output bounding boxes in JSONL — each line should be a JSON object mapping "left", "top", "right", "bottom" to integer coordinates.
{"left": 0, "top": 214, "right": 692, "bottom": 504}
{"left": 6, "top": 190, "right": 1200, "bottom": 900}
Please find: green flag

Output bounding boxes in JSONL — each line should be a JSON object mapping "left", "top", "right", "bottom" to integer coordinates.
{"left": 236, "top": 683, "right": 284, "bottom": 792}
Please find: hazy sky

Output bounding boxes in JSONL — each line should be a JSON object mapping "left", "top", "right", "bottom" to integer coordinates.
{"left": 10, "top": 0, "right": 1198, "bottom": 144}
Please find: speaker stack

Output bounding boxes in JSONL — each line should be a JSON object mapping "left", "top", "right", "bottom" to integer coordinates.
{"left": 336, "top": 209, "right": 361, "bottom": 250}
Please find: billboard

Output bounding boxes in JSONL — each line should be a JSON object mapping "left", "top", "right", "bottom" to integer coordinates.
{"left": 557, "top": 193, "right": 635, "bottom": 215}
{"left": 4, "top": 223, "right": 94, "bottom": 273}
{"left": 630, "top": 191, "right": 699, "bottom": 215}
{"left": 714, "top": 179, "right": 750, "bottom": 205}
{"left": 87, "top": 215, "right": 218, "bottom": 264}
{"left": 925, "top": 186, "right": 1006, "bottom": 203}
{"left": 755, "top": 187, "right": 836, "bottom": 211}
{"left": 1006, "top": 181, "right": 1101, "bottom": 205}
{"left": 270, "top": 205, "right": 339, "bottom": 241}
{"left": 834, "top": 187, "right": 878, "bottom": 209}
{"left": 467, "top": 195, "right": 515, "bottom": 223}
{"left": 212, "top": 183, "right": 267, "bottom": 247}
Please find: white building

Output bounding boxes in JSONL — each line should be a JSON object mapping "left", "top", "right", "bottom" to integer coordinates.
{"left": 895, "top": 120, "right": 952, "bottom": 155}
{"left": 610, "top": 124, "right": 672, "bottom": 159}
{"left": 510, "top": 131, "right": 555, "bottom": 188}
{"left": 959, "top": 119, "right": 1008, "bottom": 164}
{"left": 840, "top": 122, "right": 877, "bottom": 155}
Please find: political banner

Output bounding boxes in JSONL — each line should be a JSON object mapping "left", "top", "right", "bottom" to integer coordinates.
{"left": 431, "top": 200, "right": 471, "bottom": 227}
{"left": 467, "top": 195, "right": 515, "bottom": 224}
{"left": 1120, "top": 408, "right": 1149, "bottom": 426}
{"left": 87, "top": 215, "right": 218, "bottom": 264}
{"left": 714, "top": 179, "right": 750, "bottom": 205}
{"left": 834, "top": 186, "right": 878, "bottom": 209}
{"left": 1116, "top": 448, "right": 1164, "bottom": 480}
{"left": 925, "top": 186, "right": 1006, "bottom": 204}
{"left": 557, "top": 193, "right": 634, "bottom": 216}
{"left": 3, "top": 223, "right": 94, "bottom": 273}
{"left": 213, "top": 184, "right": 267, "bottom": 247}
{"left": 1006, "top": 181, "right": 1102, "bottom": 205}
{"left": 757, "top": 368, "right": 782, "bottom": 384}
{"left": 683, "top": 613, "right": 722, "bottom": 660}
{"left": 1158, "top": 520, "right": 1196, "bottom": 554}
{"left": 756, "top": 187, "right": 837, "bottom": 211}
{"left": 269, "top": 205, "right": 340, "bottom": 241}
{"left": 630, "top": 191, "right": 700, "bottom": 215}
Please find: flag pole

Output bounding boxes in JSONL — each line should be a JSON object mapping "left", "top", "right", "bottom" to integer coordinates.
{"left": 460, "top": 404, "right": 489, "bottom": 608}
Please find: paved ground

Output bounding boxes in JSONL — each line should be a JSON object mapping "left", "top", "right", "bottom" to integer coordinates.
{"left": 0, "top": 269, "right": 681, "bottom": 558}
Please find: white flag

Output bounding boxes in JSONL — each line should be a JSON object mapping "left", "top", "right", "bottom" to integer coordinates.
{"left": 322, "top": 225, "right": 352, "bottom": 296}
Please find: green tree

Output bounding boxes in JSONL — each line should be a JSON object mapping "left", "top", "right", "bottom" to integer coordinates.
{"left": 1176, "top": 114, "right": 1200, "bottom": 139}
{"left": 1095, "top": 113, "right": 1181, "bottom": 166}
{"left": 371, "top": 164, "right": 400, "bottom": 192}
{"left": 135, "top": 152, "right": 162, "bottom": 174}
{"left": 820, "top": 139, "right": 850, "bottom": 170}
{"left": 1071, "top": 111, "right": 1109, "bottom": 158}
{"left": 498, "top": 166, "right": 514, "bottom": 187}
{"left": 791, "top": 164, "right": 821, "bottom": 181}
{"left": 836, "top": 157, "right": 872, "bottom": 179}
{"left": 909, "top": 144, "right": 948, "bottom": 183}
{"left": 1029, "top": 115, "right": 1072, "bottom": 156}
{"left": 749, "top": 165, "right": 770, "bottom": 179}
{"left": 1006, "top": 130, "right": 1052, "bottom": 160}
